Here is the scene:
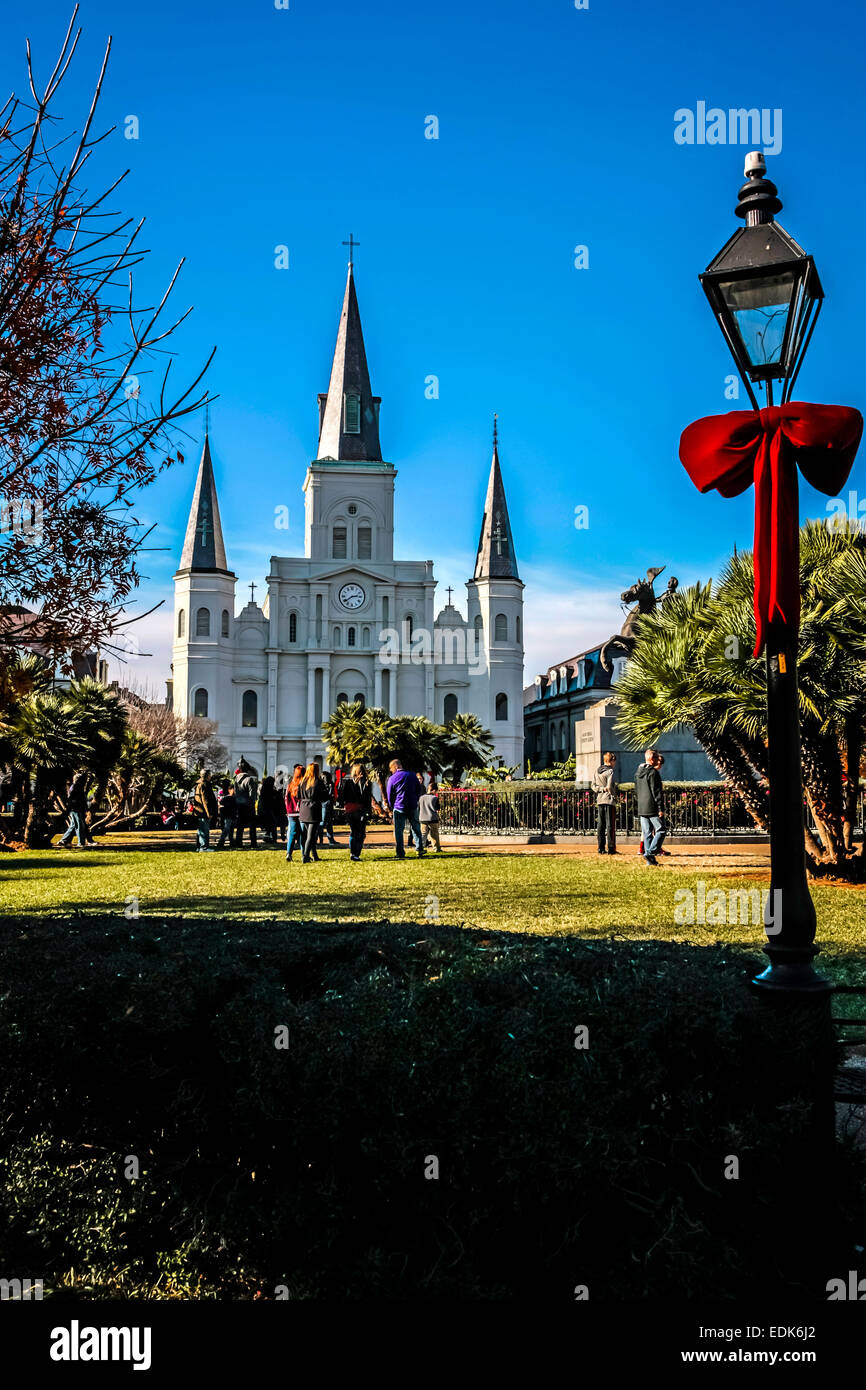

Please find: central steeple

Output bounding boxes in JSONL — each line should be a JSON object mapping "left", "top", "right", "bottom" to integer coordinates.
{"left": 316, "top": 262, "right": 382, "bottom": 463}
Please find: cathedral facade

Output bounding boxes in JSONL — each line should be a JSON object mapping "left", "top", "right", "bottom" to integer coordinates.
{"left": 170, "top": 262, "right": 525, "bottom": 773}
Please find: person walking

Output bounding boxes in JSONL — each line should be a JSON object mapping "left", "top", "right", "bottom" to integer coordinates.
{"left": 385, "top": 758, "right": 425, "bottom": 858}
{"left": 298, "top": 763, "right": 328, "bottom": 862}
{"left": 284, "top": 764, "right": 305, "bottom": 862}
{"left": 215, "top": 782, "right": 237, "bottom": 849}
{"left": 418, "top": 778, "right": 442, "bottom": 852}
{"left": 58, "top": 771, "right": 89, "bottom": 848}
{"left": 635, "top": 749, "right": 666, "bottom": 866}
{"left": 258, "top": 774, "right": 279, "bottom": 845}
{"left": 233, "top": 759, "right": 259, "bottom": 849}
{"left": 193, "top": 769, "right": 218, "bottom": 851}
{"left": 337, "top": 762, "right": 377, "bottom": 861}
{"left": 592, "top": 752, "right": 618, "bottom": 855}
{"left": 316, "top": 770, "right": 338, "bottom": 848}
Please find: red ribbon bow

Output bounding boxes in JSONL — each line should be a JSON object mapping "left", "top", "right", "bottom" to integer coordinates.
{"left": 679, "top": 402, "right": 863, "bottom": 656}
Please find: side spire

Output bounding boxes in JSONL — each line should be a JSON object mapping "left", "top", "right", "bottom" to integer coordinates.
{"left": 316, "top": 262, "right": 382, "bottom": 462}
{"left": 473, "top": 415, "right": 519, "bottom": 580}
{"left": 179, "top": 434, "right": 230, "bottom": 572}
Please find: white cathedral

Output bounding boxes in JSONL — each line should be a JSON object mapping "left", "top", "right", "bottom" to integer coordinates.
{"left": 169, "top": 260, "right": 525, "bottom": 773}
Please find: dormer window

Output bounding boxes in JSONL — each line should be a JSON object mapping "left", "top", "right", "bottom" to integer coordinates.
{"left": 344, "top": 393, "right": 361, "bottom": 434}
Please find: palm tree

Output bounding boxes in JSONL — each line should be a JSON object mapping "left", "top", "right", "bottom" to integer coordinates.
{"left": 98, "top": 728, "right": 186, "bottom": 829}
{"left": 322, "top": 700, "right": 366, "bottom": 771}
{"left": 63, "top": 678, "right": 127, "bottom": 789}
{"left": 442, "top": 713, "right": 495, "bottom": 785}
{"left": 615, "top": 521, "right": 866, "bottom": 875}
{"left": 10, "top": 692, "right": 90, "bottom": 846}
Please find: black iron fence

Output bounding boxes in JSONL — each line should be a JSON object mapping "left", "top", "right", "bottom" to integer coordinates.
{"left": 439, "top": 782, "right": 866, "bottom": 838}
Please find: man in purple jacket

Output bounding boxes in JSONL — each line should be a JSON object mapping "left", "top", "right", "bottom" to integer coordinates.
{"left": 385, "top": 759, "right": 426, "bottom": 858}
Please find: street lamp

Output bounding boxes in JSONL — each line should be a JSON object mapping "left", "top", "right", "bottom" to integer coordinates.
{"left": 690, "top": 154, "right": 846, "bottom": 994}
{"left": 699, "top": 153, "right": 823, "bottom": 409}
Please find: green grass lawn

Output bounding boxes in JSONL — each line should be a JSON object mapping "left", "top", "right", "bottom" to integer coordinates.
{"left": 2, "top": 832, "right": 865, "bottom": 970}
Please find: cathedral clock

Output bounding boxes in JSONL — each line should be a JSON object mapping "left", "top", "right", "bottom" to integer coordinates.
{"left": 338, "top": 582, "right": 366, "bottom": 610}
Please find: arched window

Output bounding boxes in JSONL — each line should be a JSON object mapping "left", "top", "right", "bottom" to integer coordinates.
{"left": 221, "top": 609, "right": 230, "bottom": 637}
{"left": 516, "top": 615, "right": 522, "bottom": 644}
{"left": 315, "top": 594, "right": 323, "bottom": 641}
{"left": 382, "top": 596, "right": 389, "bottom": 625}
{"left": 358, "top": 526, "right": 372, "bottom": 560}
{"left": 193, "top": 688, "right": 208, "bottom": 718}
{"left": 196, "top": 607, "right": 210, "bottom": 637}
{"left": 354, "top": 693, "right": 365, "bottom": 709}
{"left": 348, "top": 626, "right": 356, "bottom": 647}
{"left": 362, "top": 626, "right": 371, "bottom": 648}
{"left": 443, "top": 693, "right": 458, "bottom": 721}
{"left": 333, "top": 626, "right": 342, "bottom": 647}
{"left": 242, "top": 690, "right": 258, "bottom": 727}
{"left": 495, "top": 692, "right": 508, "bottom": 722}
{"left": 494, "top": 613, "right": 508, "bottom": 642}
{"left": 337, "top": 691, "right": 348, "bottom": 705}
{"left": 177, "top": 608, "right": 185, "bottom": 638}
{"left": 289, "top": 612, "right": 297, "bottom": 643}
{"left": 332, "top": 526, "right": 347, "bottom": 559}
{"left": 403, "top": 614, "right": 414, "bottom": 638}
{"left": 474, "top": 614, "right": 483, "bottom": 641}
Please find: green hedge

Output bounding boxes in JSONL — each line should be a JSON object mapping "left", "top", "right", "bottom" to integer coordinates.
{"left": 0, "top": 917, "right": 861, "bottom": 1299}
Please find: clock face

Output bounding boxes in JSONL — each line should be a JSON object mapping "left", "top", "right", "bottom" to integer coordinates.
{"left": 339, "top": 582, "right": 366, "bottom": 611}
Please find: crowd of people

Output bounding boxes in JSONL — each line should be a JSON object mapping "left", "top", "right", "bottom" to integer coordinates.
{"left": 187, "top": 757, "right": 442, "bottom": 863}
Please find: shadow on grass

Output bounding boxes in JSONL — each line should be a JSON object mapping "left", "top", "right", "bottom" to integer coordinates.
{"left": 0, "top": 914, "right": 864, "bottom": 1300}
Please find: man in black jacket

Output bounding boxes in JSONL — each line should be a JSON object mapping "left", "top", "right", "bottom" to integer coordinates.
{"left": 634, "top": 749, "right": 666, "bottom": 866}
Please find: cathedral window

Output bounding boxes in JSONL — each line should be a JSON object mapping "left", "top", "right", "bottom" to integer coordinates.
{"left": 196, "top": 607, "right": 210, "bottom": 637}
{"left": 344, "top": 393, "right": 361, "bottom": 434}
{"left": 337, "top": 692, "right": 348, "bottom": 705}
{"left": 348, "top": 626, "right": 356, "bottom": 646}
{"left": 221, "top": 610, "right": 230, "bottom": 637}
{"left": 178, "top": 609, "right": 185, "bottom": 638}
{"left": 494, "top": 613, "right": 508, "bottom": 642}
{"left": 354, "top": 693, "right": 365, "bottom": 709}
{"left": 443, "top": 693, "right": 458, "bottom": 721}
{"left": 242, "top": 690, "right": 258, "bottom": 727}
{"left": 358, "top": 526, "right": 372, "bottom": 560}
{"left": 403, "top": 614, "right": 414, "bottom": 638}
{"left": 495, "top": 692, "right": 509, "bottom": 721}
{"left": 362, "top": 626, "right": 370, "bottom": 648}
{"left": 516, "top": 615, "right": 522, "bottom": 644}
{"left": 334, "top": 627, "right": 342, "bottom": 646}
{"left": 193, "top": 688, "right": 208, "bottom": 718}
{"left": 332, "top": 526, "right": 347, "bottom": 559}
{"left": 382, "top": 596, "right": 389, "bottom": 625}
{"left": 289, "top": 612, "right": 297, "bottom": 643}
{"left": 474, "top": 614, "right": 483, "bottom": 635}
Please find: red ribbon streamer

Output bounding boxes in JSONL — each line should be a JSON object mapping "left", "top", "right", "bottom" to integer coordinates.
{"left": 679, "top": 402, "right": 863, "bottom": 656}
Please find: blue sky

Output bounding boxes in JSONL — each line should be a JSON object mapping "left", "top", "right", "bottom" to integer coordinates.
{"left": 6, "top": 0, "right": 866, "bottom": 690}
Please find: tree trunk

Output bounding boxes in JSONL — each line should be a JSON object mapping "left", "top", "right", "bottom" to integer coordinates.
{"left": 694, "top": 721, "right": 770, "bottom": 832}
{"left": 841, "top": 713, "right": 863, "bottom": 854}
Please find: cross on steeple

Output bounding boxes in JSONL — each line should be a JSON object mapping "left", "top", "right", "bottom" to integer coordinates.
{"left": 249, "top": 581, "right": 257, "bottom": 604}
{"left": 342, "top": 233, "right": 360, "bottom": 265}
{"left": 197, "top": 501, "right": 211, "bottom": 549}
{"left": 493, "top": 514, "right": 505, "bottom": 556}
{"left": 446, "top": 585, "right": 454, "bottom": 604}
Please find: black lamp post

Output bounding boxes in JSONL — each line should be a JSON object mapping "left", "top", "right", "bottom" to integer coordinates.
{"left": 700, "top": 153, "right": 828, "bottom": 994}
